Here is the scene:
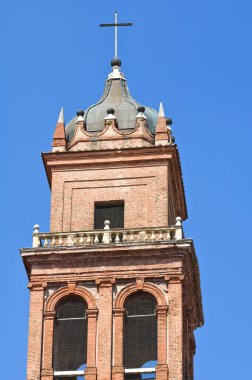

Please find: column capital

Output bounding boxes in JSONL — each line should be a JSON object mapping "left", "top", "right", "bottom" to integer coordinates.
{"left": 41, "top": 368, "right": 53, "bottom": 376}
{"left": 165, "top": 274, "right": 185, "bottom": 284}
{"left": 95, "top": 277, "right": 115, "bottom": 287}
{"left": 112, "top": 366, "right": 125, "bottom": 374}
{"left": 85, "top": 366, "right": 97, "bottom": 375}
{"left": 113, "top": 308, "right": 126, "bottom": 317}
{"left": 156, "top": 305, "right": 168, "bottom": 315}
{"left": 44, "top": 310, "right": 56, "bottom": 320}
{"left": 86, "top": 309, "right": 99, "bottom": 318}
{"left": 28, "top": 281, "right": 47, "bottom": 290}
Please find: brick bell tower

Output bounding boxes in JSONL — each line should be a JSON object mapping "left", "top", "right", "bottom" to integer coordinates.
{"left": 21, "top": 57, "right": 204, "bottom": 380}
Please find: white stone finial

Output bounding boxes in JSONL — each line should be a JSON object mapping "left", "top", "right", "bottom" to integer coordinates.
{"left": 175, "top": 216, "right": 182, "bottom": 226}
{"left": 104, "top": 109, "right": 117, "bottom": 120}
{"left": 58, "top": 107, "right": 64, "bottom": 124}
{"left": 159, "top": 102, "right": 165, "bottom": 117}
{"left": 32, "top": 224, "right": 40, "bottom": 247}
{"left": 75, "top": 115, "right": 85, "bottom": 124}
{"left": 33, "top": 224, "right": 40, "bottom": 233}
{"left": 104, "top": 220, "right": 111, "bottom": 230}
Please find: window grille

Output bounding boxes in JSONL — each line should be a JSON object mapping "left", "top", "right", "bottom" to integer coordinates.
{"left": 53, "top": 295, "right": 87, "bottom": 376}
{"left": 124, "top": 291, "right": 157, "bottom": 375}
{"left": 94, "top": 202, "right": 124, "bottom": 229}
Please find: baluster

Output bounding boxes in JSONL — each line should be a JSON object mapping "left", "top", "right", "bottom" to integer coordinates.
{"left": 166, "top": 230, "right": 171, "bottom": 240}
{"left": 58, "top": 236, "right": 63, "bottom": 246}
{"left": 72, "top": 234, "right": 76, "bottom": 246}
{"left": 86, "top": 234, "right": 91, "bottom": 244}
{"left": 138, "top": 230, "right": 147, "bottom": 242}
{"left": 44, "top": 238, "right": 48, "bottom": 247}
{"left": 122, "top": 232, "right": 127, "bottom": 242}
{"left": 67, "top": 234, "right": 73, "bottom": 246}
{"left": 115, "top": 233, "right": 120, "bottom": 243}
{"left": 130, "top": 232, "right": 135, "bottom": 241}
{"left": 79, "top": 234, "right": 84, "bottom": 245}
{"left": 51, "top": 236, "right": 55, "bottom": 246}
{"left": 94, "top": 234, "right": 99, "bottom": 244}
{"left": 158, "top": 231, "right": 163, "bottom": 241}
{"left": 150, "top": 231, "right": 156, "bottom": 242}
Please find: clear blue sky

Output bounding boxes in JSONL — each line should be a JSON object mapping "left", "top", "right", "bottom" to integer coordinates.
{"left": 1, "top": 0, "right": 252, "bottom": 379}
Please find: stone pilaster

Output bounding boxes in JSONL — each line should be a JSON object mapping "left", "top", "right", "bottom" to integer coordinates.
{"left": 26, "top": 282, "right": 46, "bottom": 380}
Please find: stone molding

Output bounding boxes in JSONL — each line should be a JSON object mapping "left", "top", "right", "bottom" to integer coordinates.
{"left": 156, "top": 305, "right": 169, "bottom": 315}
{"left": 45, "top": 284, "right": 97, "bottom": 311}
{"left": 115, "top": 281, "right": 166, "bottom": 308}
{"left": 86, "top": 309, "right": 99, "bottom": 318}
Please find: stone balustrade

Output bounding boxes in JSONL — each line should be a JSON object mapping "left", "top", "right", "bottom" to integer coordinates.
{"left": 32, "top": 217, "right": 184, "bottom": 248}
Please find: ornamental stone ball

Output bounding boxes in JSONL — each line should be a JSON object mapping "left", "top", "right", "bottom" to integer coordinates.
{"left": 107, "top": 108, "right": 115, "bottom": 115}
{"left": 137, "top": 106, "right": 145, "bottom": 113}
{"left": 166, "top": 117, "right": 172, "bottom": 126}
{"left": 111, "top": 57, "right": 122, "bottom": 67}
{"left": 76, "top": 110, "right": 85, "bottom": 117}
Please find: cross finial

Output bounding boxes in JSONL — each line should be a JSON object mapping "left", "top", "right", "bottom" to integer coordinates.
{"left": 100, "top": 12, "right": 133, "bottom": 59}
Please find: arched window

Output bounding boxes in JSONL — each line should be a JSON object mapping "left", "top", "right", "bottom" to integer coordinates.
{"left": 53, "top": 295, "right": 87, "bottom": 380}
{"left": 124, "top": 292, "right": 157, "bottom": 379}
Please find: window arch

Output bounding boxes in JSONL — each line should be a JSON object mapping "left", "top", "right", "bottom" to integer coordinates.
{"left": 53, "top": 295, "right": 87, "bottom": 379}
{"left": 124, "top": 291, "right": 157, "bottom": 378}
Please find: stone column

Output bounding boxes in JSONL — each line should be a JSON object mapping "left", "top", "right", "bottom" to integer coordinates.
{"left": 85, "top": 309, "right": 99, "bottom": 380}
{"left": 112, "top": 308, "right": 125, "bottom": 380}
{"left": 166, "top": 275, "right": 184, "bottom": 380}
{"left": 96, "top": 278, "right": 115, "bottom": 380}
{"left": 41, "top": 310, "right": 55, "bottom": 380}
{"left": 156, "top": 305, "right": 169, "bottom": 380}
{"left": 26, "top": 282, "right": 46, "bottom": 380}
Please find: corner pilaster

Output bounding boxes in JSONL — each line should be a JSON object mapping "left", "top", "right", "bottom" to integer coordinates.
{"left": 165, "top": 275, "right": 185, "bottom": 380}
{"left": 26, "top": 282, "right": 46, "bottom": 380}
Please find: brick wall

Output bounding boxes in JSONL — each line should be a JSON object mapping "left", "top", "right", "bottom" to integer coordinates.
{"left": 50, "top": 164, "right": 169, "bottom": 232}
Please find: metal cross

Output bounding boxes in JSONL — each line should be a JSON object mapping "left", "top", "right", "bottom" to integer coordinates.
{"left": 100, "top": 12, "right": 133, "bottom": 58}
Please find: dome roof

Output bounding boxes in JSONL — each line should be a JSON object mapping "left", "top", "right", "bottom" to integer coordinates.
{"left": 65, "top": 62, "right": 158, "bottom": 143}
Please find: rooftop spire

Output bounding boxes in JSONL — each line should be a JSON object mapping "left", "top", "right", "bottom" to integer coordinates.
{"left": 58, "top": 107, "right": 64, "bottom": 124}
{"left": 52, "top": 107, "right": 66, "bottom": 151}
{"left": 159, "top": 102, "right": 165, "bottom": 117}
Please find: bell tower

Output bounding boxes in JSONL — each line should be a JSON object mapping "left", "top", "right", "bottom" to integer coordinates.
{"left": 21, "top": 57, "right": 204, "bottom": 380}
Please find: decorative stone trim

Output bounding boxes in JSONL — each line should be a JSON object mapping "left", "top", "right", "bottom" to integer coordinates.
{"left": 156, "top": 305, "right": 169, "bottom": 315}
{"left": 45, "top": 285, "right": 97, "bottom": 311}
{"left": 113, "top": 308, "right": 125, "bottom": 317}
{"left": 67, "top": 282, "right": 76, "bottom": 294}
{"left": 86, "top": 309, "right": 99, "bottom": 318}
{"left": 43, "top": 311, "right": 55, "bottom": 320}
{"left": 115, "top": 281, "right": 166, "bottom": 308}
{"left": 136, "top": 277, "right": 144, "bottom": 289}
